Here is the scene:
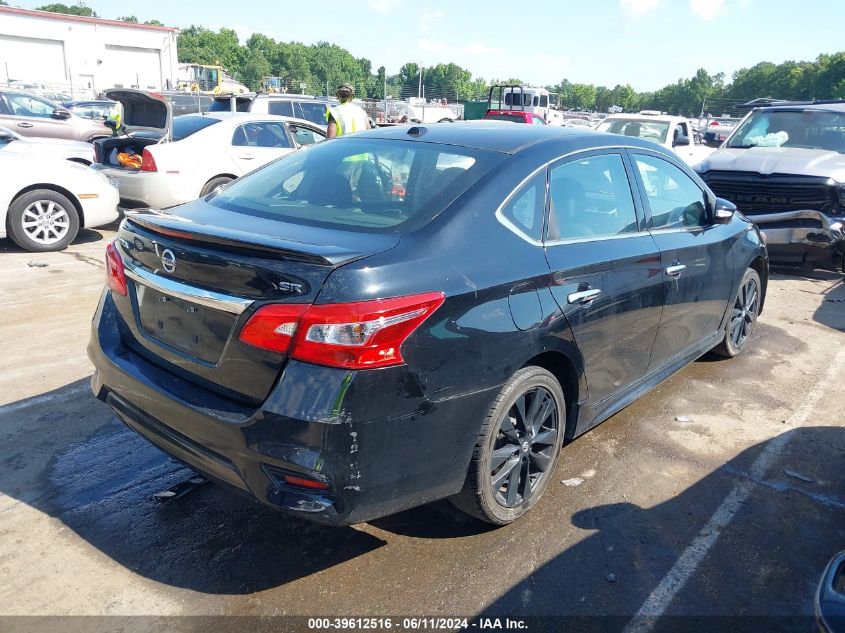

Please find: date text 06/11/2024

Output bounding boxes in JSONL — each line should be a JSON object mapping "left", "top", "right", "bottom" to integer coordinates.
{"left": 306, "top": 618, "right": 528, "bottom": 630}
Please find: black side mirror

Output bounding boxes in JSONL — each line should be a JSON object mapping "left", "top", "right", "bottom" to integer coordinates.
{"left": 674, "top": 134, "right": 691, "bottom": 147}
{"left": 52, "top": 108, "right": 71, "bottom": 120}
{"left": 713, "top": 197, "right": 736, "bottom": 224}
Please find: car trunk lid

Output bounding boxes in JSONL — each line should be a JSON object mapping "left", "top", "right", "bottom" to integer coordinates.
{"left": 105, "top": 88, "right": 172, "bottom": 141}
{"left": 115, "top": 204, "right": 400, "bottom": 404}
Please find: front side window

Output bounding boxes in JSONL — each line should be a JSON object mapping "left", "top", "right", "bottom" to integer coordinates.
{"left": 6, "top": 93, "right": 56, "bottom": 118}
{"left": 634, "top": 154, "right": 709, "bottom": 229}
{"left": 289, "top": 124, "right": 325, "bottom": 146}
{"left": 547, "top": 153, "right": 638, "bottom": 241}
{"left": 500, "top": 172, "right": 545, "bottom": 241}
{"left": 726, "top": 109, "right": 845, "bottom": 153}
{"left": 210, "top": 138, "right": 501, "bottom": 233}
{"left": 231, "top": 122, "right": 292, "bottom": 148}
{"left": 297, "top": 102, "right": 330, "bottom": 126}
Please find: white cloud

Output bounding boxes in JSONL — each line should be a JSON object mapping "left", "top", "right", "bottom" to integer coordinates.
{"left": 367, "top": 0, "right": 401, "bottom": 13}
{"left": 420, "top": 8, "right": 443, "bottom": 33}
{"left": 690, "top": 0, "right": 726, "bottom": 20}
{"left": 620, "top": 0, "right": 659, "bottom": 16}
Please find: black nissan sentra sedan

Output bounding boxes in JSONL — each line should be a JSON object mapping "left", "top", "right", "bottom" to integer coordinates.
{"left": 89, "top": 122, "right": 768, "bottom": 526}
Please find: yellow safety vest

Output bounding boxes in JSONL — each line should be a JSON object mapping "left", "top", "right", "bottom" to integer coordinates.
{"left": 329, "top": 102, "right": 369, "bottom": 137}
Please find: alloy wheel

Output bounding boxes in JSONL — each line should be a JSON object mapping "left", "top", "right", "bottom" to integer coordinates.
{"left": 490, "top": 387, "right": 559, "bottom": 508}
{"left": 730, "top": 277, "right": 759, "bottom": 349}
{"left": 21, "top": 200, "right": 71, "bottom": 246}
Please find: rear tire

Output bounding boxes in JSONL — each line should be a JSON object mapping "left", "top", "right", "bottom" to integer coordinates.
{"left": 7, "top": 189, "right": 80, "bottom": 252}
{"left": 451, "top": 366, "right": 564, "bottom": 525}
{"left": 200, "top": 176, "right": 233, "bottom": 197}
{"left": 712, "top": 267, "right": 761, "bottom": 358}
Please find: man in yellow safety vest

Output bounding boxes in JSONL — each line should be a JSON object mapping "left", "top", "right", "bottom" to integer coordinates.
{"left": 326, "top": 84, "right": 371, "bottom": 139}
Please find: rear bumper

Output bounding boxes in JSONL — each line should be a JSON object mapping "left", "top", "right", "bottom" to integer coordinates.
{"left": 90, "top": 165, "right": 196, "bottom": 209}
{"left": 748, "top": 209, "right": 844, "bottom": 270}
{"left": 88, "top": 290, "right": 494, "bottom": 525}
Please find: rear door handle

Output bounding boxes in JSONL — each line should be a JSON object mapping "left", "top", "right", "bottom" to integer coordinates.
{"left": 666, "top": 264, "right": 686, "bottom": 276}
{"left": 17, "top": 122, "right": 33, "bottom": 128}
{"left": 567, "top": 288, "right": 602, "bottom": 305}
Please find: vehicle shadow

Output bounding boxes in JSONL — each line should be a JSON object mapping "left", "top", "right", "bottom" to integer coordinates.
{"left": 0, "top": 228, "right": 107, "bottom": 253}
{"left": 471, "top": 425, "right": 844, "bottom": 631}
{"left": 0, "top": 379, "right": 386, "bottom": 596}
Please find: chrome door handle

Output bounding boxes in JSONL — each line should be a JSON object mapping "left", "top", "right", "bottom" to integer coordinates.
{"left": 17, "top": 122, "right": 33, "bottom": 128}
{"left": 239, "top": 154, "right": 255, "bottom": 160}
{"left": 666, "top": 264, "right": 686, "bottom": 276}
{"left": 567, "top": 288, "right": 602, "bottom": 305}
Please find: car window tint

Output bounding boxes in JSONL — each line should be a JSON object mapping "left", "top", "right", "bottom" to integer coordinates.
{"left": 268, "top": 101, "right": 294, "bottom": 117}
{"left": 210, "top": 138, "right": 501, "bottom": 234}
{"left": 289, "top": 125, "right": 324, "bottom": 146}
{"left": 548, "top": 154, "right": 638, "bottom": 241}
{"left": 634, "top": 154, "right": 708, "bottom": 229}
{"left": 298, "top": 102, "right": 329, "bottom": 126}
{"left": 232, "top": 122, "right": 292, "bottom": 148}
{"left": 7, "top": 93, "right": 55, "bottom": 118}
{"left": 500, "top": 172, "right": 545, "bottom": 241}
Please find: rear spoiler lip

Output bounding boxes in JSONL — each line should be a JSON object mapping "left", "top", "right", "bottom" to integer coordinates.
{"left": 124, "top": 213, "right": 354, "bottom": 266}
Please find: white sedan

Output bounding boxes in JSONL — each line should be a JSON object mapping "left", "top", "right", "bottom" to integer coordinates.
{"left": 0, "top": 125, "right": 94, "bottom": 164}
{"left": 90, "top": 90, "right": 326, "bottom": 209}
{"left": 0, "top": 153, "right": 119, "bottom": 251}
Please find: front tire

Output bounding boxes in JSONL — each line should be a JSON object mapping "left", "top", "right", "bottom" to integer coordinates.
{"left": 712, "top": 267, "right": 761, "bottom": 358}
{"left": 451, "top": 366, "right": 564, "bottom": 525}
{"left": 7, "top": 189, "right": 80, "bottom": 252}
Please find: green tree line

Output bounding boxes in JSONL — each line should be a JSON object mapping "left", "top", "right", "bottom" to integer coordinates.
{"left": 15, "top": 4, "right": 845, "bottom": 111}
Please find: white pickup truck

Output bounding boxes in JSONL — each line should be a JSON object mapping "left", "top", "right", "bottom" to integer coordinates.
{"left": 595, "top": 111, "right": 715, "bottom": 165}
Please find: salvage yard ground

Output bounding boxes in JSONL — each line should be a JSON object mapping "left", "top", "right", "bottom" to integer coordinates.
{"left": 1, "top": 225, "right": 843, "bottom": 630}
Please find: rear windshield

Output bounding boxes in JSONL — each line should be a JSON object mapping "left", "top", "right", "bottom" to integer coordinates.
{"left": 209, "top": 138, "right": 503, "bottom": 234}
{"left": 208, "top": 99, "right": 251, "bottom": 113}
{"left": 596, "top": 118, "right": 669, "bottom": 143}
{"left": 172, "top": 115, "right": 221, "bottom": 141}
{"left": 726, "top": 109, "right": 845, "bottom": 152}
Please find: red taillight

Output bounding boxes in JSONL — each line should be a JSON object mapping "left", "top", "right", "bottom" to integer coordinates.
{"left": 239, "top": 292, "right": 445, "bottom": 369}
{"left": 710, "top": 121, "right": 719, "bottom": 127}
{"left": 105, "top": 241, "right": 127, "bottom": 296}
{"left": 282, "top": 475, "right": 329, "bottom": 490}
{"left": 238, "top": 304, "right": 309, "bottom": 354}
{"left": 140, "top": 148, "right": 157, "bottom": 172}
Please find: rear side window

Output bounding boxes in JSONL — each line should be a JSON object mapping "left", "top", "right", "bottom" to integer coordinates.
{"left": 210, "top": 138, "right": 502, "bottom": 234}
{"left": 231, "top": 122, "right": 292, "bottom": 148}
{"left": 548, "top": 153, "right": 638, "bottom": 241}
{"left": 500, "top": 172, "right": 545, "bottom": 241}
{"left": 268, "top": 101, "right": 294, "bottom": 117}
{"left": 172, "top": 116, "right": 221, "bottom": 141}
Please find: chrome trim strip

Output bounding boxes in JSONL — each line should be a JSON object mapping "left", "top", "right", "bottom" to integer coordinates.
{"left": 123, "top": 261, "right": 253, "bottom": 315}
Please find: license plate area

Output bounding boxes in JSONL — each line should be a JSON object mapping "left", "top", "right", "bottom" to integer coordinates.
{"left": 136, "top": 283, "right": 234, "bottom": 364}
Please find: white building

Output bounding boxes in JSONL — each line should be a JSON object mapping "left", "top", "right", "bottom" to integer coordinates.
{"left": 0, "top": 6, "right": 178, "bottom": 97}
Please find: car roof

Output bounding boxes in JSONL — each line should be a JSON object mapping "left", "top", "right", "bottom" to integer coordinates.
{"left": 188, "top": 112, "right": 323, "bottom": 127}
{"left": 603, "top": 113, "right": 682, "bottom": 123}
{"left": 356, "top": 121, "right": 663, "bottom": 155}
{"left": 759, "top": 103, "right": 845, "bottom": 114}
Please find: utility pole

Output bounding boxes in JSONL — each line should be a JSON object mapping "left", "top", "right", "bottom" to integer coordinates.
{"left": 418, "top": 63, "right": 422, "bottom": 99}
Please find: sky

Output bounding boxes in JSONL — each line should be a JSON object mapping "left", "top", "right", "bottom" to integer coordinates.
{"left": 12, "top": 0, "right": 845, "bottom": 91}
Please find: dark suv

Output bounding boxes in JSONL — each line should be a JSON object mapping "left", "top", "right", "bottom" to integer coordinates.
{"left": 696, "top": 101, "right": 845, "bottom": 271}
{"left": 89, "top": 123, "right": 767, "bottom": 526}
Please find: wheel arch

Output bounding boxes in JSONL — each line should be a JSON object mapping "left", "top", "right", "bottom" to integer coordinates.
{"left": 7, "top": 184, "right": 85, "bottom": 232}
{"left": 201, "top": 173, "right": 237, "bottom": 196}
{"left": 521, "top": 350, "right": 582, "bottom": 442}
{"left": 749, "top": 255, "right": 768, "bottom": 314}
